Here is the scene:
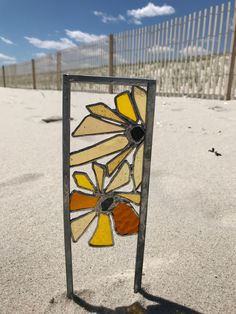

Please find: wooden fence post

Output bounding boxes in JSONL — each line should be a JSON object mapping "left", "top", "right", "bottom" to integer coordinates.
{"left": 2, "top": 65, "right": 6, "bottom": 87}
{"left": 108, "top": 34, "right": 114, "bottom": 94}
{"left": 225, "top": 1, "right": 236, "bottom": 100}
{"left": 57, "top": 51, "right": 62, "bottom": 90}
{"left": 31, "top": 59, "right": 36, "bottom": 89}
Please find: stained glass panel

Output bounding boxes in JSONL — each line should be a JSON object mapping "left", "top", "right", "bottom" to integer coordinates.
{"left": 63, "top": 75, "right": 156, "bottom": 297}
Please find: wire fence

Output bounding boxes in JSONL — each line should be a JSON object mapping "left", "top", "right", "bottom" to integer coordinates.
{"left": 1, "top": 0, "right": 236, "bottom": 99}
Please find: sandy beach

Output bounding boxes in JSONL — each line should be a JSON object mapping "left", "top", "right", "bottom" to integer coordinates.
{"left": 0, "top": 87, "right": 236, "bottom": 314}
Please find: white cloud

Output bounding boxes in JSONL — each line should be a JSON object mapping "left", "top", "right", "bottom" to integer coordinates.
{"left": 65, "top": 29, "right": 106, "bottom": 43}
{"left": 24, "top": 36, "right": 76, "bottom": 50}
{"left": 180, "top": 46, "right": 207, "bottom": 56}
{"left": 93, "top": 11, "right": 125, "bottom": 23}
{"left": 0, "top": 36, "right": 14, "bottom": 45}
{"left": 127, "top": 2, "right": 175, "bottom": 24}
{"left": 35, "top": 52, "right": 47, "bottom": 58}
{"left": 0, "top": 53, "right": 16, "bottom": 64}
{"left": 148, "top": 45, "right": 174, "bottom": 53}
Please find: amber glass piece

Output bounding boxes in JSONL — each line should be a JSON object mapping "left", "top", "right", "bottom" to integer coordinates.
{"left": 133, "top": 86, "right": 147, "bottom": 122}
{"left": 70, "top": 135, "right": 129, "bottom": 167}
{"left": 73, "top": 172, "right": 95, "bottom": 191}
{"left": 89, "top": 213, "right": 113, "bottom": 246}
{"left": 71, "top": 211, "right": 96, "bottom": 242}
{"left": 115, "top": 92, "right": 138, "bottom": 122}
{"left": 112, "top": 203, "right": 139, "bottom": 235}
{"left": 117, "top": 192, "right": 141, "bottom": 205}
{"left": 133, "top": 143, "right": 144, "bottom": 189}
{"left": 70, "top": 191, "right": 99, "bottom": 211}
{"left": 72, "top": 115, "right": 125, "bottom": 137}
{"left": 92, "top": 162, "right": 105, "bottom": 192}
{"left": 105, "top": 161, "right": 130, "bottom": 193}
{"left": 107, "top": 146, "right": 133, "bottom": 176}
{"left": 87, "top": 103, "right": 126, "bottom": 124}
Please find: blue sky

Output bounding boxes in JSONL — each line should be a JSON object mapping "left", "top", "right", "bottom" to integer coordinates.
{"left": 0, "top": 0, "right": 229, "bottom": 65}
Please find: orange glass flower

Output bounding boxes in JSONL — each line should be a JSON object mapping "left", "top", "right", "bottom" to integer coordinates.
{"left": 70, "top": 161, "right": 140, "bottom": 247}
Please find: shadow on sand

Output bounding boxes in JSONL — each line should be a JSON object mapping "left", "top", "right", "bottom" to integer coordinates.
{"left": 72, "top": 288, "right": 202, "bottom": 314}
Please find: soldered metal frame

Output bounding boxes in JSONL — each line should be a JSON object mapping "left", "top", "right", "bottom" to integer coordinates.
{"left": 63, "top": 75, "right": 156, "bottom": 299}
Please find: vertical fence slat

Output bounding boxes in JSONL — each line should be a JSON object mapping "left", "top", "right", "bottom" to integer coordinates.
{"left": 155, "top": 24, "right": 161, "bottom": 94}
{"left": 31, "top": 59, "right": 36, "bottom": 90}
{"left": 57, "top": 51, "right": 62, "bottom": 90}
{"left": 198, "top": 9, "right": 207, "bottom": 97}
{"left": 163, "top": 21, "right": 169, "bottom": 95}
{"left": 168, "top": 19, "right": 173, "bottom": 94}
{"left": 202, "top": 6, "right": 213, "bottom": 98}
{"left": 160, "top": 22, "right": 164, "bottom": 94}
{"left": 215, "top": 3, "right": 224, "bottom": 99}
{"left": 187, "top": 12, "right": 196, "bottom": 96}
{"left": 183, "top": 14, "right": 192, "bottom": 95}
{"left": 193, "top": 11, "right": 202, "bottom": 97}
{"left": 109, "top": 34, "right": 114, "bottom": 93}
{"left": 2, "top": 65, "right": 6, "bottom": 87}
{"left": 175, "top": 17, "right": 182, "bottom": 96}
{"left": 208, "top": 6, "right": 218, "bottom": 98}
{"left": 180, "top": 16, "right": 186, "bottom": 95}
{"left": 226, "top": 0, "right": 236, "bottom": 100}
{"left": 172, "top": 18, "right": 178, "bottom": 95}
{"left": 220, "top": 2, "right": 231, "bottom": 98}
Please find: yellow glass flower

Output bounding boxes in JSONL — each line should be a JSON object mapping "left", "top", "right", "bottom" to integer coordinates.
{"left": 70, "top": 86, "right": 147, "bottom": 189}
{"left": 70, "top": 161, "right": 140, "bottom": 247}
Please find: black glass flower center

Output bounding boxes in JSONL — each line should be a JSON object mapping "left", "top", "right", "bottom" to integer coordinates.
{"left": 130, "top": 126, "right": 145, "bottom": 143}
{"left": 101, "top": 197, "right": 114, "bottom": 212}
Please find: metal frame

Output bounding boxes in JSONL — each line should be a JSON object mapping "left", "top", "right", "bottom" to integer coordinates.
{"left": 63, "top": 75, "right": 156, "bottom": 298}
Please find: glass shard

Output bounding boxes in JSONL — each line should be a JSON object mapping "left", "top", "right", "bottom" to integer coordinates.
{"left": 70, "top": 135, "right": 129, "bottom": 167}
{"left": 115, "top": 92, "right": 138, "bottom": 122}
{"left": 112, "top": 203, "right": 139, "bottom": 235}
{"left": 87, "top": 103, "right": 126, "bottom": 124}
{"left": 105, "top": 161, "right": 130, "bottom": 193}
{"left": 71, "top": 211, "right": 96, "bottom": 242}
{"left": 89, "top": 213, "right": 113, "bottom": 246}
{"left": 107, "top": 146, "right": 133, "bottom": 176}
{"left": 73, "top": 172, "right": 95, "bottom": 191}
{"left": 92, "top": 162, "right": 105, "bottom": 192}
{"left": 117, "top": 192, "right": 141, "bottom": 205}
{"left": 72, "top": 115, "right": 125, "bottom": 137}
{"left": 133, "top": 143, "right": 144, "bottom": 189}
{"left": 133, "top": 86, "right": 147, "bottom": 122}
{"left": 70, "top": 191, "right": 99, "bottom": 211}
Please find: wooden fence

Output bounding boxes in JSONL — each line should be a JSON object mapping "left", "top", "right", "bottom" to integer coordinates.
{"left": 0, "top": 0, "right": 236, "bottom": 99}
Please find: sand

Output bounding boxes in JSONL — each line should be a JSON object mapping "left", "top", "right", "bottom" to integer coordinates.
{"left": 0, "top": 87, "right": 235, "bottom": 314}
